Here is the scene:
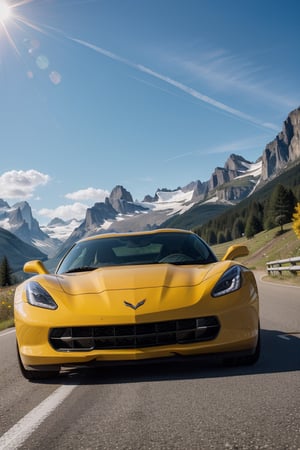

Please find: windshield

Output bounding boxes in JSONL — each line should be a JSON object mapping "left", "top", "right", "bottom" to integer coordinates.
{"left": 56, "top": 232, "right": 217, "bottom": 274}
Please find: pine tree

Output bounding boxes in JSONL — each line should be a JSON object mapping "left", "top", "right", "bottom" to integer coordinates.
{"left": 225, "top": 228, "right": 232, "bottom": 242}
{"left": 245, "top": 214, "right": 262, "bottom": 238}
{"left": 0, "top": 256, "right": 13, "bottom": 287}
{"left": 207, "top": 229, "right": 217, "bottom": 245}
{"left": 217, "top": 231, "right": 226, "bottom": 244}
{"left": 264, "top": 184, "right": 296, "bottom": 232}
{"left": 292, "top": 203, "right": 300, "bottom": 239}
{"left": 232, "top": 218, "right": 245, "bottom": 239}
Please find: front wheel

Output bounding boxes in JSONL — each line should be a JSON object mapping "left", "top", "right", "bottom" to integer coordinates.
{"left": 16, "top": 342, "right": 60, "bottom": 381}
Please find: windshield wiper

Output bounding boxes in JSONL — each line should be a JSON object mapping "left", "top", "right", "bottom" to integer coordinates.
{"left": 64, "top": 266, "right": 97, "bottom": 273}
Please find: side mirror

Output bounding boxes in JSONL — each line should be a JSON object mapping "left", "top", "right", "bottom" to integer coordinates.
{"left": 222, "top": 245, "right": 249, "bottom": 261}
{"left": 23, "top": 260, "right": 49, "bottom": 274}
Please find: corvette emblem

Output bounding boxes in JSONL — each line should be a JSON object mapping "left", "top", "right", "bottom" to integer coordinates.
{"left": 124, "top": 299, "right": 146, "bottom": 310}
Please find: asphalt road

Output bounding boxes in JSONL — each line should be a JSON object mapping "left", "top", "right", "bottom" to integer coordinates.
{"left": 0, "top": 274, "right": 299, "bottom": 450}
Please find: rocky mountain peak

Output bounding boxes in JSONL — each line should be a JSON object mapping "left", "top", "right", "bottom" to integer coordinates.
{"left": 261, "top": 106, "right": 300, "bottom": 180}
{"left": 48, "top": 217, "right": 67, "bottom": 227}
{"left": 85, "top": 202, "right": 117, "bottom": 230}
{"left": 286, "top": 107, "right": 300, "bottom": 161}
{"left": 182, "top": 180, "right": 209, "bottom": 202}
{"left": 1, "top": 106, "right": 300, "bottom": 264}
{"left": 12, "top": 201, "right": 33, "bottom": 229}
{"left": 8, "top": 206, "right": 24, "bottom": 226}
{"left": 0, "top": 199, "right": 10, "bottom": 209}
{"left": 143, "top": 193, "right": 159, "bottom": 203}
{"left": 109, "top": 185, "right": 134, "bottom": 214}
{"left": 0, "top": 200, "right": 55, "bottom": 256}
{"left": 224, "top": 154, "right": 251, "bottom": 172}
{"left": 109, "top": 185, "right": 133, "bottom": 204}
{"left": 109, "top": 185, "right": 146, "bottom": 215}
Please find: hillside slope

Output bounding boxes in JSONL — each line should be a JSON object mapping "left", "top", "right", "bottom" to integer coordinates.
{"left": 212, "top": 225, "right": 300, "bottom": 275}
{"left": 191, "top": 161, "right": 300, "bottom": 239}
{"left": 0, "top": 228, "right": 47, "bottom": 272}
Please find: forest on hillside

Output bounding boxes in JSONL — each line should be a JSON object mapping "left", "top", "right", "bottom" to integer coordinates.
{"left": 194, "top": 163, "right": 300, "bottom": 245}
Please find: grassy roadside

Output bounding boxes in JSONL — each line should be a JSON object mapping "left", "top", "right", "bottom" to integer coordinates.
{"left": 0, "top": 286, "right": 15, "bottom": 331}
{"left": 212, "top": 224, "right": 300, "bottom": 286}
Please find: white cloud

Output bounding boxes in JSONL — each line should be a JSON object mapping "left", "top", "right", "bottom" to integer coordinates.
{"left": 38, "top": 187, "right": 110, "bottom": 223}
{"left": 38, "top": 202, "right": 88, "bottom": 222}
{"left": 65, "top": 187, "right": 109, "bottom": 202}
{"left": 0, "top": 169, "right": 50, "bottom": 199}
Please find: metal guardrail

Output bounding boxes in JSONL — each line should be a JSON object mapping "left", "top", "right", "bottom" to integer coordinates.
{"left": 266, "top": 257, "right": 300, "bottom": 275}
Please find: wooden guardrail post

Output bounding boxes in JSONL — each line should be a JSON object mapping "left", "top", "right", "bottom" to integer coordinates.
{"left": 266, "top": 257, "right": 300, "bottom": 276}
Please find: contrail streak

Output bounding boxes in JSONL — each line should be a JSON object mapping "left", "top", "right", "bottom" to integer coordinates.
{"left": 69, "top": 36, "right": 278, "bottom": 132}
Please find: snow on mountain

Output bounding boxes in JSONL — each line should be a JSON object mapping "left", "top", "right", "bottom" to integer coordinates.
{"left": 0, "top": 217, "right": 10, "bottom": 229}
{"left": 0, "top": 153, "right": 264, "bottom": 256}
{"left": 0, "top": 158, "right": 260, "bottom": 255}
{"left": 137, "top": 188, "right": 194, "bottom": 215}
{"left": 0, "top": 201, "right": 63, "bottom": 258}
{"left": 31, "top": 237, "right": 61, "bottom": 258}
{"left": 203, "top": 195, "right": 234, "bottom": 205}
{"left": 3, "top": 107, "right": 300, "bottom": 263}
{"left": 235, "top": 160, "right": 262, "bottom": 179}
{"left": 41, "top": 218, "right": 83, "bottom": 242}
{"left": 83, "top": 188, "right": 196, "bottom": 235}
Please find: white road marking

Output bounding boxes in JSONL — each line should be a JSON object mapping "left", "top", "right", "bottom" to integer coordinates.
{"left": 0, "top": 328, "right": 15, "bottom": 338}
{"left": 0, "top": 384, "right": 78, "bottom": 450}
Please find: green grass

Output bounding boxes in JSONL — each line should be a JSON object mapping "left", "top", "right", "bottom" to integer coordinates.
{"left": 212, "top": 223, "right": 300, "bottom": 285}
{"left": 0, "top": 286, "right": 15, "bottom": 331}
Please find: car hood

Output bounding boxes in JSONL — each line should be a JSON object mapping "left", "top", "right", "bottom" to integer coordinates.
{"left": 56, "top": 263, "right": 225, "bottom": 295}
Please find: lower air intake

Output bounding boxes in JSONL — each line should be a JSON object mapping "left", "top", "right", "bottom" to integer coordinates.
{"left": 49, "top": 316, "right": 220, "bottom": 352}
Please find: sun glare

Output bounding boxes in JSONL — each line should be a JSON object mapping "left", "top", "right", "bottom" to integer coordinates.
{"left": 0, "top": 1, "right": 11, "bottom": 23}
{"left": 0, "top": 0, "right": 62, "bottom": 84}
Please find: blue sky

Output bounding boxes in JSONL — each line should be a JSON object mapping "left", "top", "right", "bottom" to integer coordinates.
{"left": 0, "top": 0, "right": 299, "bottom": 225}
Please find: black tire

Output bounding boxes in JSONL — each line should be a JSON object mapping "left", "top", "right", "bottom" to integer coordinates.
{"left": 16, "top": 342, "right": 60, "bottom": 381}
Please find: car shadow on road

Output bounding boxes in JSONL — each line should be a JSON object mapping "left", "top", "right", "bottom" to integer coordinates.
{"left": 44, "top": 328, "right": 300, "bottom": 385}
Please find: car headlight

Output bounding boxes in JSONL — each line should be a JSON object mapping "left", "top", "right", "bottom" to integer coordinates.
{"left": 26, "top": 281, "right": 58, "bottom": 310}
{"left": 211, "top": 266, "right": 242, "bottom": 297}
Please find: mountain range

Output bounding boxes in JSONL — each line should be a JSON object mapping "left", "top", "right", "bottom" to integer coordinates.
{"left": 1, "top": 106, "right": 300, "bottom": 273}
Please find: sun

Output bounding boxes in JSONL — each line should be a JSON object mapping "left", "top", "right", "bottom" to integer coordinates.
{"left": 0, "top": 1, "right": 11, "bottom": 23}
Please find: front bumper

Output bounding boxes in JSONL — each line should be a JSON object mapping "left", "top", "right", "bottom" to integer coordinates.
{"left": 15, "top": 306, "right": 259, "bottom": 370}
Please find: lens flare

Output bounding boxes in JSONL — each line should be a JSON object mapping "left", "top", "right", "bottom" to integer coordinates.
{"left": 0, "top": 1, "right": 11, "bottom": 23}
{"left": 1, "top": 1, "right": 62, "bottom": 85}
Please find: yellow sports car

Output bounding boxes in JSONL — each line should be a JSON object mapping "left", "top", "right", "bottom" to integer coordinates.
{"left": 14, "top": 228, "right": 260, "bottom": 380}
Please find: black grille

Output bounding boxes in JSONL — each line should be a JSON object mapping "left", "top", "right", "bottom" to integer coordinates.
{"left": 49, "top": 317, "right": 220, "bottom": 352}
